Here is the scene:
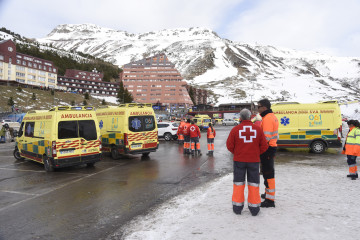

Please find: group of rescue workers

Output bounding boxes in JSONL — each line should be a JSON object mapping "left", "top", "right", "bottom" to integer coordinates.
{"left": 176, "top": 119, "right": 216, "bottom": 156}
{"left": 175, "top": 99, "right": 277, "bottom": 216}
{"left": 174, "top": 98, "right": 360, "bottom": 217}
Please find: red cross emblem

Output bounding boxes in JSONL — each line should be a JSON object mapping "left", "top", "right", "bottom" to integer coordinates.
{"left": 190, "top": 126, "right": 196, "bottom": 132}
{"left": 239, "top": 126, "right": 256, "bottom": 143}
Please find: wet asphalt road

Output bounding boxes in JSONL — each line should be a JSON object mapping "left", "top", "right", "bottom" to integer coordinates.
{"left": 0, "top": 126, "right": 234, "bottom": 240}
{"left": 0, "top": 125, "right": 344, "bottom": 240}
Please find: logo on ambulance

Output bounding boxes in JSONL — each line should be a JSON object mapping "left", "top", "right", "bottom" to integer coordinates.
{"left": 280, "top": 117, "right": 290, "bottom": 126}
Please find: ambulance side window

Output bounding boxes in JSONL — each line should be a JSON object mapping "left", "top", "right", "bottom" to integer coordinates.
{"left": 24, "top": 122, "right": 35, "bottom": 138}
{"left": 79, "top": 120, "right": 97, "bottom": 140}
{"left": 18, "top": 122, "right": 24, "bottom": 137}
{"left": 58, "top": 121, "right": 78, "bottom": 139}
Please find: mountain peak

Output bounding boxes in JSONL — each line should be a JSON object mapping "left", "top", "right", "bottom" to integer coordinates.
{"left": 36, "top": 24, "right": 360, "bottom": 105}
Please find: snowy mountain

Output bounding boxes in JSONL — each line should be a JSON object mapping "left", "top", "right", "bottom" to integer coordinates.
{"left": 37, "top": 23, "right": 360, "bottom": 105}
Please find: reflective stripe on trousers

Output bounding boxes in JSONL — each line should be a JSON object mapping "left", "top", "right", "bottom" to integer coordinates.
{"left": 265, "top": 178, "right": 275, "bottom": 201}
{"left": 232, "top": 162, "right": 261, "bottom": 206}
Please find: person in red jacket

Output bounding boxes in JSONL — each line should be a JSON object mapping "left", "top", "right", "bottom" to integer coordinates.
{"left": 206, "top": 123, "right": 216, "bottom": 156}
{"left": 177, "top": 119, "right": 186, "bottom": 145}
{"left": 226, "top": 109, "right": 268, "bottom": 216}
{"left": 189, "top": 120, "right": 202, "bottom": 156}
{"left": 182, "top": 119, "right": 191, "bottom": 154}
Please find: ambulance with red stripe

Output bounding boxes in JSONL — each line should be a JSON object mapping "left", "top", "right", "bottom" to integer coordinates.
{"left": 13, "top": 106, "right": 102, "bottom": 171}
{"left": 96, "top": 103, "right": 159, "bottom": 159}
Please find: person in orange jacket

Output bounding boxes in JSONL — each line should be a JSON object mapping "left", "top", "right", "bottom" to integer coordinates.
{"left": 226, "top": 109, "right": 268, "bottom": 216}
{"left": 177, "top": 119, "right": 186, "bottom": 145}
{"left": 257, "top": 99, "right": 279, "bottom": 208}
{"left": 189, "top": 120, "right": 202, "bottom": 156}
{"left": 206, "top": 123, "right": 216, "bottom": 156}
{"left": 182, "top": 119, "right": 191, "bottom": 154}
{"left": 342, "top": 119, "right": 360, "bottom": 180}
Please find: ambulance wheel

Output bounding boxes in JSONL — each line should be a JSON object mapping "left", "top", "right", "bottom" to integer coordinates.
{"left": 86, "top": 162, "right": 95, "bottom": 167}
{"left": 164, "top": 133, "right": 172, "bottom": 141}
{"left": 310, "top": 141, "right": 326, "bottom": 154}
{"left": 111, "top": 146, "right": 120, "bottom": 159}
{"left": 13, "top": 148, "right": 24, "bottom": 160}
{"left": 43, "top": 156, "right": 54, "bottom": 172}
{"left": 142, "top": 152, "right": 150, "bottom": 157}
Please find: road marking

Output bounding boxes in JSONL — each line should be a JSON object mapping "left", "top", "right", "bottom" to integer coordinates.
{"left": 0, "top": 164, "right": 120, "bottom": 212}
{"left": 0, "top": 190, "right": 40, "bottom": 196}
{"left": 0, "top": 167, "right": 45, "bottom": 173}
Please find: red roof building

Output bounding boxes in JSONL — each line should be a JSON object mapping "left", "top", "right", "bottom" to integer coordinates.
{"left": 57, "top": 69, "right": 120, "bottom": 96}
{"left": 0, "top": 39, "right": 58, "bottom": 88}
{"left": 120, "top": 53, "right": 193, "bottom": 109}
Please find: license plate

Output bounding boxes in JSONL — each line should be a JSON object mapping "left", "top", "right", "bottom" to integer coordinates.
{"left": 60, "top": 149, "right": 74, "bottom": 154}
{"left": 131, "top": 144, "right": 142, "bottom": 149}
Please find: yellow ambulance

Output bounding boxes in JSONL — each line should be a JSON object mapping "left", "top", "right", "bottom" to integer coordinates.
{"left": 193, "top": 114, "right": 212, "bottom": 131}
{"left": 96, "top": 103, "right": 158, "bottom": 159}
{"left": 272, "top": 101, "right": 342, "bottom": 153}
{"left": 13, "top": 106, "right": 102, "bottom": 171}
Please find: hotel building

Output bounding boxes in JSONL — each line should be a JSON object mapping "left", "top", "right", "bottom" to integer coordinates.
{"left": 0, "top": 39, "right": 57, "bottom": 88}
{"left": 57, "top": 69, "right": 120, "bottom": 96}
{"left": 120, "top": 53, "right": 193, "bottom": 109}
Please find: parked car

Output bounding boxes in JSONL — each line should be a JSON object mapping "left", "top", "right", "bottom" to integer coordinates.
{"left": 222, "top": 118, "right": 239, "bottom": 126}
{"left": 157, "top": 122, "right": 179, "bottom": 141}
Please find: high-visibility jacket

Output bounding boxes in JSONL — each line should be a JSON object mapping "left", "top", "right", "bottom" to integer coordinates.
{"left": 189, "top": 124, "right": 201, "bottom": 138}
{"left": 343, "top": 127, "right": 360, "bottom": 156}
{"left": 182, "top": 123, "right": 191, "bottom": 136}
{"left": 177, "top": 121, "right": 185, "bottom": 135}
{"left": 207, "top": 127, "right": 216, "bottom": 139}
{"left": 0, "top": 127, "right": 5, "bottom": 137}
{"left": 261, "top": 112, "right": 279, "bottom": 147}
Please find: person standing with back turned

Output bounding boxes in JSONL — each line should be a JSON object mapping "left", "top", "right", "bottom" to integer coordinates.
{"left": 227, "top": 109, "right": 268, "bottom": 216}
{"left": 206, "top": 123, "right": 216, "bottom": 156}
{"left": 257, "top": 99, "right": 279, "bottom": 208}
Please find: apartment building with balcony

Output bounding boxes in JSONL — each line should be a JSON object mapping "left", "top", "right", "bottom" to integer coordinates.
{"left": 120, "top": 53, "right": 193, "bottom": 109}
{"left": 186, "top": 86, "right": 208, "bottom": 105}
{"left": 0, "top": 39, "right": 57, "bottom": 88}
{"left": 57, "top": 69, "right": 120, "bottom": 96}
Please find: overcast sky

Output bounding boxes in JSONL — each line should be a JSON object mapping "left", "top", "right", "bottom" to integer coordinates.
{"left": 1, "top": 0, "right": 359, "bottom": 57}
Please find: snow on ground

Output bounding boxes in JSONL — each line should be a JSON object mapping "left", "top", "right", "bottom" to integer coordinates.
{"left": 117, "top": 156, "right": 360, "bottom": 240}
{"left": 92, "top": 95, "right": 118, "bottom": 104}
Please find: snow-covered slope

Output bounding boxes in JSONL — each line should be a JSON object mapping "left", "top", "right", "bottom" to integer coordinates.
{"left": 36, "top": 23, "right": 360, "bottom": 104}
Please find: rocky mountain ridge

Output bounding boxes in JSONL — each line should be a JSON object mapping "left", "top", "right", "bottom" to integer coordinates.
{"left": 9, "top": 24, "right": 360, "bottom": 104}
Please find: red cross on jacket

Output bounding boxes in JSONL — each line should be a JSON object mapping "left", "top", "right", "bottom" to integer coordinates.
{"left": 189, "top": 124, "right": 201, "bottom": 138}
{"left": 226, "top": 120, "right": 268, "bottom": 162}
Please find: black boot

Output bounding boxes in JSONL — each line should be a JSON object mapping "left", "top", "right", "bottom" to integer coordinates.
{"left": 261, "top": 193, "right": 266, "bottom": 199}
{"left": 233, "top": 205, "right": 243, "bottom": 215}
{"left": 249, "top": 206, "right": 260, "bottom": 216}
{"left": 197, "top": 150, "right": 202, "bottom": 156}
{"left": 347, "top": 173, "right": 358, "bottom": 178}
{"left": 351, "top": 176, "right": 357, "bottom": 180}
{"left": 191, "top": 150, "right": 195, "bottom": 156}
{"left": 261, "top": 199, "right": 275, "bottom": 208}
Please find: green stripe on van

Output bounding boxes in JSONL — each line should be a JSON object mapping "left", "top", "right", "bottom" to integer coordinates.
{"left": 306, "top": 130, "right": 322, "bottom": 135}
